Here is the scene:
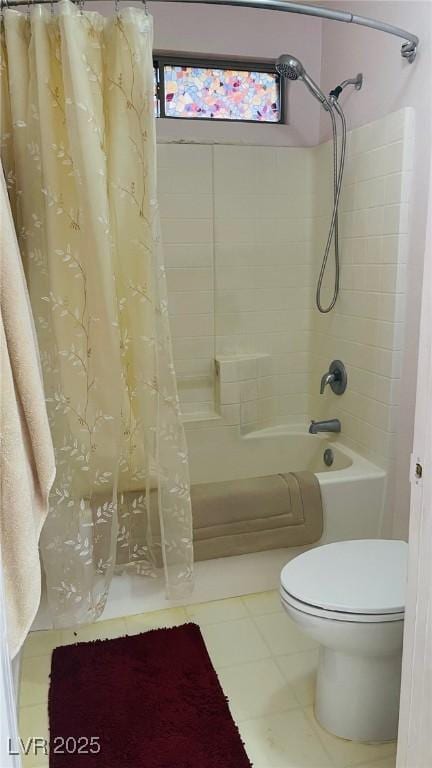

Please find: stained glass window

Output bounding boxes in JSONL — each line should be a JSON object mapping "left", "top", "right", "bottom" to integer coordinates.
{"left": 153, "top": 59, "right": 283, "bottom": 123}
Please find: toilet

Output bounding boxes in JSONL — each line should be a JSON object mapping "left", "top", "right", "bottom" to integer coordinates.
{"left": 280, "top": 539, "right": 408, "bottom": 743}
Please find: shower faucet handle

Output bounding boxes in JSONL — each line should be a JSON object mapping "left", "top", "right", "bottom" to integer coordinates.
{"left": 320, "top": 371, "right": 336, "bottom": 394}
{"left": 320, "top": 360, "right": 347, "bottom": 395}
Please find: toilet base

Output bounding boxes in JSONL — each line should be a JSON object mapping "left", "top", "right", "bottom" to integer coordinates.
{"left": 315, "top": 646, "right": 402, "bottom": 742}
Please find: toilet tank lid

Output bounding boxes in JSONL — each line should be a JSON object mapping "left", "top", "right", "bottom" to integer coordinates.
{"left": 280, "top": 539, "right": 408, "bottom": 615}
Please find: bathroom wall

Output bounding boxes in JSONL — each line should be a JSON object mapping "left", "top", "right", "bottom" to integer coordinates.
{"left": 150, "top": 1, "right": 322, "bottom": 146}
{"left": 158, "top": 145, "right": 215, "bottom": 415}
{"left": 213, "top": 145, "right": 314, "bottom": 428}
{"left": 95, "top": 0, "right": 323, "bottom": 146}
{"left": 158, "top": 143, "right": 315, "bottom": 426}
{"left": 310, "top": 109, "right": 414, "bottom": 515}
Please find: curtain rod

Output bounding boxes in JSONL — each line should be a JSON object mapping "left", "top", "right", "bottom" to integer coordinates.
{"left": 0, "top": 0, "right": 418, "bottom": 62}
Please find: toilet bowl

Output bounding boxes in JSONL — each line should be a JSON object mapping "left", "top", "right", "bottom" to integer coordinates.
{"left": 280, "top": 539, "right": 407, "bottom": 742}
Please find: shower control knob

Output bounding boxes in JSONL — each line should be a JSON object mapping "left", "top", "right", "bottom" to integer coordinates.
{"left": 320, "top": 360, "right": 347, "bottom": 395}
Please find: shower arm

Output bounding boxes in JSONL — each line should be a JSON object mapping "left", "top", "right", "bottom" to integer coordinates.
{"left": 0, "top": 0, "right": 419, "bottom": 63}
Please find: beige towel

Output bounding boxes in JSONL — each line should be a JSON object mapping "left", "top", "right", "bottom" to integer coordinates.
{"left": 191, "top": 471, "right": 323, "bottom": 560}
{"left": 0, "top": 167, "right": 55, "bottom": 658}
{"left": 94, "top": 471, "right": 323, "bottom": 568}
{"left": 133, "top": 471, "right": 323, "bottom": 564}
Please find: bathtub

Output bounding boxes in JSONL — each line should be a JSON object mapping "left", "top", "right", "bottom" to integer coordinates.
{"left": 33, "top": 425, "right": 387, "bottom": 626}
{"left": 186, "top": 425, "right": 387, "bottom": 547}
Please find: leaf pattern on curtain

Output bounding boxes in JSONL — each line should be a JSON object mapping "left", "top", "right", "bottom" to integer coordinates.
{"left": 0, "top": 0, "right": 193, "bottom": 627}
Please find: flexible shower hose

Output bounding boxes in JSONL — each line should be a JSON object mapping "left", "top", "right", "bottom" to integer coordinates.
{"left": 316, "top": 99, "right": 347, "bottom": 313}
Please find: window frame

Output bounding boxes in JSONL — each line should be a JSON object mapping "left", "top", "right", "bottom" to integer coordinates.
{"left": 153, "top": 54, "right": 286, "bottom": 125}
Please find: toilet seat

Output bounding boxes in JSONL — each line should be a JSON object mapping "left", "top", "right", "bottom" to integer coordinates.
{"left": 280, "top": 539, "right": 407, "bottom": 622}
{"left": 280, "top": 586, "right": 404, "bottom": 623}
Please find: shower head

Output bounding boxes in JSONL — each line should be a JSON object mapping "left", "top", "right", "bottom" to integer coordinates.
{"left": 275, "top": 54, "right": 305, "bottom": 81}
{"left": 276, "top": 54, "right": 330, "bottom": 110}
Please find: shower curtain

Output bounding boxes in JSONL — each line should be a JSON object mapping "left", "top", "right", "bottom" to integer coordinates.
{"left": 0, "top": 0, "right": 193, "bottom": 626}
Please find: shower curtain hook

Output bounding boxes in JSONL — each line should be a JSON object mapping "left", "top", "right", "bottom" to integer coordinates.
{"left": 50, "top": 0, "right": 55, "bottom": 16}
{"left": 143, "top": 0, "right": 149, "bottom": 16}
{"left": 114, "top": 0, "right": 119, "bottom": 15}
{"left": 78, "top": 0, "right": 85, "bottom": 15}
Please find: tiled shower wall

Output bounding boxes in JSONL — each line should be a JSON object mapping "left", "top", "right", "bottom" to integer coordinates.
{"left": 310, "top": 107, "right": 414, "bottom": 470}
{"left": 158, "top": 146, "right": 215, "bottom": 413}
{"left": 159, "top": 107, "right": 413, "bottom": 473}
{"left": 159, "top": 144, "right": 315, "bottom": 426}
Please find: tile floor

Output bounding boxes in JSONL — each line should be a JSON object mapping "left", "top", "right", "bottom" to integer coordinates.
{"left": 19, "top": 590, "right": 397, "bottom": 768}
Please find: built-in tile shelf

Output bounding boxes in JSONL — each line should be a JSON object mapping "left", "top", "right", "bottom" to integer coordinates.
{"left": 215, "top": 353, "right": 274, "bottom": 433}
{"left": 180, "top": 353, "right": 275, "bottom": 432}
{"left": 182, "top": 410, "right": 221, "bottom": 425}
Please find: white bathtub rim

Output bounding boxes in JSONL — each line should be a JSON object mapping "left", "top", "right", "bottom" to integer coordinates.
{"left": 241, "top": 425, "right": 386, "bottom": 483}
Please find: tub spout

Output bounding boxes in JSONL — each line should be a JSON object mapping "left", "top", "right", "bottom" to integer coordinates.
{"left": 309, "top": 419, "right": 341, "bottom": 434}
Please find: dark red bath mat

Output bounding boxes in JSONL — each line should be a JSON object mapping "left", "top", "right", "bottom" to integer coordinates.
{"left": 48, "top": 623, "right": 252, "bottom": 768}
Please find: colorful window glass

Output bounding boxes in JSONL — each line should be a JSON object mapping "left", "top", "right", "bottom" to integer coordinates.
{"left": 153, "top": 59, "right": 283, "bottom": 123}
